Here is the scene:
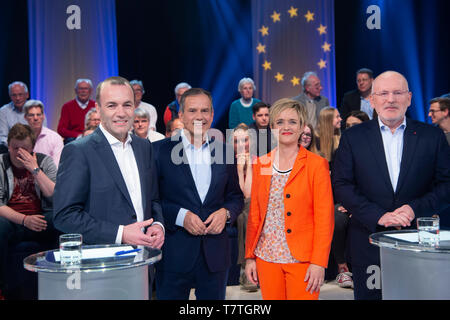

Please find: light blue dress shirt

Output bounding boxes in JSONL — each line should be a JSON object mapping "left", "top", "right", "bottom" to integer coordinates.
{"left": 175, "top": 130, "right": 212, "bottom": 227}
{"left": 378, "top": 117, "right": 407, "bottom": 192}
{"left": 360, "top": 97, "right": 373, "bottom": 120}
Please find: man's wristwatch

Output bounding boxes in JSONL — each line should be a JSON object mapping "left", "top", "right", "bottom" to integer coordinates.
{"left": 225, "top": 209, "right": 231, "bottom": 222}
{"left": 32, "top": 167, "right": 41, "bottom": 176}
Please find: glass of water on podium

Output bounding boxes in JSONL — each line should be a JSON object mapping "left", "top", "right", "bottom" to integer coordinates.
{"left": 417, "top": 217, "right": 440, "bottom": 247}
{"left": 59, "top": 234, "right": 82, "bottom": 265}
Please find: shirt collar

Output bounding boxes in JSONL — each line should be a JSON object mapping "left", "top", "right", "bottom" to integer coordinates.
{"left": 76, "top": 98, "right": 90, "bottom": 108}
{"left": 378, "top": 117, "right": 407, "bottom": 132}
{"left": 181, "top": 129, "right": 210, "bottom": 151}
{"left": 99, "top": 124, "right": 132, "bottom": 147}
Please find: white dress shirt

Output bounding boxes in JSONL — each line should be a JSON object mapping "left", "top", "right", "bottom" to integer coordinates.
{"left": 378, "top": 117, "right": 406, "bottom": 192}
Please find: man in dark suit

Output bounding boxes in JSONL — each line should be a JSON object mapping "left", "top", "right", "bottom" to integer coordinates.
{"left": 153, "top": 88, "right": 244, "bottom": 300}
{"left": 332, "top": 71, "right": 450, "bottom": 300}
{"left": 53, "top": 76, "right": 164, "bottom": 247}
{"left": 339, "top": 68, "right": 374, "bottom": 123}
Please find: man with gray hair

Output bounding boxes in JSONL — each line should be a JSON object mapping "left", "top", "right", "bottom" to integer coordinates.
{"left": 292, "top": 71, "right": 330, "bottom": 128}
{"left": 24, "top": 100, "right": 64, "bottom": 167}
{"left": 0, "top": 81, "right": 31, "bottom": 152}
{"left": 130, "top": 80, "right": 158, "bottom": 131}
{"left": 228, "top": 77, "right": 261, "bottom": 129}
{"left": 163, "top": 82, "right": 192, "bottom": 126}
{"left": 57, "top": 79, "right": 95, "bottom": 144}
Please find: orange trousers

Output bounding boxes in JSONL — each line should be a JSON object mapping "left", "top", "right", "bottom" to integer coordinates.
{"left": 256, "top": 257, "right": 320, "bottom": 300}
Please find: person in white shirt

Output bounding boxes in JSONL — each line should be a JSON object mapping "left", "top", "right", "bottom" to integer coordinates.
{"left": 130, "top": 80, "right": 158, "bottom": 131}
{"left": 133, "top": 107, "right": 165, "bottom": 142}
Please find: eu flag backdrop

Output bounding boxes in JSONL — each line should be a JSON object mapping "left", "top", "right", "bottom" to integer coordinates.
{"left": 252, "top": 0, "right": 336, "bottom": 107}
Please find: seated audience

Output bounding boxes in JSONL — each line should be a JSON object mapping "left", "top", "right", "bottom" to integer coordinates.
{"left": 248, "top": 102, "right": 274, "bottom": 157}
{"left": 428, "top": 97, "right": 450, "bottom": 145}
{"left": 245, "top": 98, "right": 334, "bottom": 300}
{"left": 163, "top": 82, "right": 191, "bottom": 126}
{"left": 0, "top": 124, "right": 58, "bottom": 299}
{"left": 130, "top": 80, "right": 158, "bottom": 131}
{"left": 165, "top": 118, "right": 184, "bottom": 138}
{"left": 299, "top": 123, "right": 315, "bottom": 150}
{"left": 24, "top": 100, "right": 64, "bottom": 167}
{"left": 82, "top": 125, "right": 97, "bottom": 137}
{"left": 339, "top": 68, "right": 374, "bottom": 121}
{"left": 57, "top": 79, "right": 95, "bottom": 144}
{"left": 311, "top": 107, "right": 342, "bottom": 164}
{"left": 345, "top": 110, "right": 370, "bottom": 129}
{"left": 133, "top": 107, "right": 165, "bottom": 142}
{"left": 228, "top": 78, "right": 261, "bottom": 129}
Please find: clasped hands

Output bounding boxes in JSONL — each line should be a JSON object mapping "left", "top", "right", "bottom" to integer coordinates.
{"left": 378, "top": 204, "right": 415, "bottom": 229}
{"left": 122, "top": 218, "right": 164, "bottom": 249}
{"left": 183, "top": 208, "right": 227, "bottom": 236}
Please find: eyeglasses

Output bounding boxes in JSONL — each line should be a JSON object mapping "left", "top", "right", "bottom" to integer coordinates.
{"left": 428, "top": 109, "right": 442, "bottom": 114}
{"left": 372, "top": 90, "right": 409, "bottom": 99}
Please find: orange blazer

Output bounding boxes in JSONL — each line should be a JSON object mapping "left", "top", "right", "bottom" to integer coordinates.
{"left": 245, "top": 146, "right": 334, "bottom": 268}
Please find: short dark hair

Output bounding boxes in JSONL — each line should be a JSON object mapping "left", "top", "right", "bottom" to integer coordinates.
{"left": 356, "top": 68, "right": 374, "bottom": 79}
{"left": 96, "top": 76, "right": 134, "bottom": 106}
{"left": 347, "top": 110, "right": 370, "bottom": 123}
{"left": 252, "top": 102, "right": 270, "bottom": 115}
{"left": 179, "top": 88, "right": 213, "bottom": 113}
{"left": 7, "top": 123, "right": 36, "bottom": 147}
{"left": 429, "top": 97, "right": 450, "bottom": 112}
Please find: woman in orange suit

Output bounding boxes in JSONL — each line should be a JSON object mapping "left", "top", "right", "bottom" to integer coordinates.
{"left": 245, "top": 98, "right": 334, "bottom": 300}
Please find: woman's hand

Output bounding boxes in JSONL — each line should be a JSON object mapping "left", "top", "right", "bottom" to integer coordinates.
{"left": 23, "top": 215, "right": 47, "bottom": 232}
{"left": 304, "top": 263, "right": 325, "bottom": 294}
{"left": 245, "top": 258, "right": 259, "bottom": 286}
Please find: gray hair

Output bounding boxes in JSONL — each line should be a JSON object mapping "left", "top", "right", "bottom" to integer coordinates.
{"left": 23, "top": 99, "right": 44, "bottom": 115}
{"left": 134, "top": 107, "right": 150, "bottom": 120}
{"left": 130, "top": 80, "right": 145, "bottom": 94}
{"left": 84, "top": 108, "right": 99, "bottom": 127}
{"left": 301, "top": 71, "right": 318, "bottom": 89}
{"left": 8, "top": 81, "right": 29, "bottom": 94}
{"left": 238, "top": 77, "right": 256, "bottom": 92}
{"left": 174, "top": 82, "right": 192, "bottom": 96}
{"left": 75, "top": 79, "right": 93, "bottom": 89}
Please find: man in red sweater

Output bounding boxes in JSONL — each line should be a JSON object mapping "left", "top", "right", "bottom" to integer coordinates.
{"left": 57, "top": 79, "right": 95, "bottom": 144}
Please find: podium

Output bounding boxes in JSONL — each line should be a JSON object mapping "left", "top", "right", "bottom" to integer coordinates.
{"left": 24, "top": 244, "right": 161, "bottom": 300}
{"left": 369, "top": 230, "right": 450, "bottom": 300}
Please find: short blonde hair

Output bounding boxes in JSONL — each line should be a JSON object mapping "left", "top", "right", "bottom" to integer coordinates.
{"left": 269, "top": 98, "right": 307, "bottom": 129}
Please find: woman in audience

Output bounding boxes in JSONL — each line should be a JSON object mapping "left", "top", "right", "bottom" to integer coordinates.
{"left": 133, "top": 107, "right": 165, "bottom": 142}
{"left": 299, "top": 123, "right": 315, "bottom": 150}
{"left": 228, "top": 78, "right": 261, "bottom": 129}
{"left": 231, "top": 123, "right": 258, "bottom": 292}
{"left": 345, "top": 110, "right": 370, "bottom": 129}
{"left": 245, "top": 98, "right": 334, "bottom": 300}
{"left": 311, "top": 107, "right": 342, "bottom": 164}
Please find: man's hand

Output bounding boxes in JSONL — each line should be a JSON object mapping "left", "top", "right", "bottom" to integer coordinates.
{"left": 204, "top": 208, "right": 227, "bottom": 235}
{"left": 17, "top": 148, "right": 38, "bottom": 172}
{"left": 378, "top": 205, "right": 414, "bottom": 228}
{"left": 23, "top": 215, "right": 47, "bottom": 232}
{"left": 183, "top": 211, "right": 207, "bottom": 236}
{"left": 122, "top": 218, "right": 156, "bottom": 246}
{"left": 145, "top": 224, "right": 164, "bottom": 249}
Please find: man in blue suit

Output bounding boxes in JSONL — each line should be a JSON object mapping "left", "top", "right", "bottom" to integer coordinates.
{"left": 153, "top": 88, "right": 244, "bottom": 300}
{"left": 332, "top": 71, "right": 450, "bottom": 300}
{"left": 53, "top": 76, "right": 164, "bottom": 247}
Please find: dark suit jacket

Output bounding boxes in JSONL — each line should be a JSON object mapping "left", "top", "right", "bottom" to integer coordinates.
{"left": 153, "top": 133, "right": 244, "bottom": 274}
{"left": 339, "top": 89, "right": 361, "bottom": 119}
{"left": 332, "top": 118, "right": 450, "bottom": 266}
{"left": 53, "top": 128, "right": 164, "bottom": 244}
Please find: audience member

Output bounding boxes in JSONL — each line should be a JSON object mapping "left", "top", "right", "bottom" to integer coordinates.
{"left": 57, "top": 79, "right": 95, "bottom": 144}
{"left": 165, "top": 118, "right": 184, "bottom": 138}
{"left": 133, "top": 107, "right": 165, "bottom": 142}
{"left": 245, "top": 98, "right": 334, "bottom": 300}
{"left": 153, "top": 88, "right": 244, "bottom": 300}
{"left": 332, "top": 71, "right": 450, "bottom": 300}
{"left": 53, "top": 76, "right": 165, "bottom": 247}
{"left": 311, "top": 107, "right": 342, "bottom": 164}
{"left": 228, "top": 78, "right": 261, "bottom": 129}
{"left": 248, "top": 102, "right": 274, "bottom": 157}
{"left": 0, "top": 82, "right": 31, "bottom": 153}
{"left": 82, "top": 125, "right": 97, "bottom": 137}
{"left": 24, "top": 100, "right": 64, "bottom": 167}
{"left": 0, "top": 124, "right": 58, "bottom": 299}
{"left": 163, "top": 82, "right": 191, "bottom": 126}
{"left": 299, "top": 123, "right": 315, "bottom": 150}
{"left": 339, "top": 68, "right": 374, "bottom": 121}
{"left": 428, "top": 97, "right": 450, "bottom": 145}
{"left": 345, "top": 110, "right": 370, "bottom": 129}
{"left": 84, "top": 108, "right": 101, "bottom": 129}
{"left": 230, "top": 123, "right": 258, "bottom": 292}
{"left": 292, "top": 72, "right": 330, "bottom": 128}
{"left": 130, "top": 80, "right": 158, "bottom": 131}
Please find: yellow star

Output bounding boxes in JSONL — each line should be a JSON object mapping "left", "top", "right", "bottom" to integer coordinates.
{"left": 317, "top": 24, "right": 327, "bottom": 35}
{"left": 291, "top": 76, "right": 300, "bottom": 86}
{"left": 258, "top": 25, "right": 269, "bottom": 37}
{"left": 256, "top": 43, "right": 266, "bottom": 54}
{"left": 271, "top": 11, "right": 281, "bottom": 23}
{"left": 317, "top": 59, "right": 327, "bottom": 69}
{"left": 274, "top": 72, "right": 284, "bottom": 82}
{"left": 322, "top": 41, "right": 331, "bottom": 52}
{"left": 287, "top": 6, "right": 298, "bottom": 18}
{"left": 304, "top": 10, "right": 315, "bottom": 22}
{"left": 262, "top": 60, "right": 272, "bottom": 71}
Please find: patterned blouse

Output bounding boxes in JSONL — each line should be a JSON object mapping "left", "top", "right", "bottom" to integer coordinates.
{"left": 254, "top": 165, "right": 300, "bottom": 264}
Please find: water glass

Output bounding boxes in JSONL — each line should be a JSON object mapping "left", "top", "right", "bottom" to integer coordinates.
{"left": 417, "top": 217, "right": 440, "bottom": 246}
{"left": 59, "top": 233, "right": 82, "bottom": 265}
